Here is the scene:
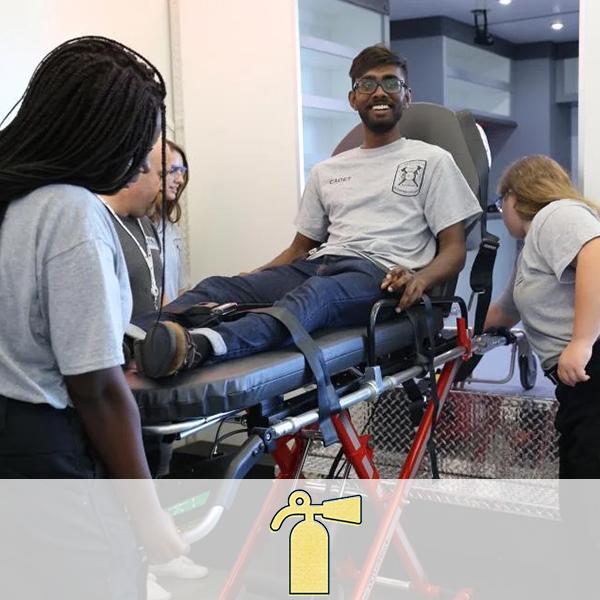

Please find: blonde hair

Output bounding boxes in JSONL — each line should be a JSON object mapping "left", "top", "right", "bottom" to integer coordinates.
{"left": 497, "top": 155, "right": 599, "bottom": 220}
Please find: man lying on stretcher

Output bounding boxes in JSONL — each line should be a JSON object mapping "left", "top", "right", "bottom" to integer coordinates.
{"left": 135, "top": 44, "right": 481, "bottom": 379}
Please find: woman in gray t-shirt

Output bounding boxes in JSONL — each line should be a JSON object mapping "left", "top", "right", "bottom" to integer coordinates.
{"left": 0, "top": 36, "right": 186, "bottom": 596}
{"left": 485, "top": 155, "right": 600, "bottom": 478}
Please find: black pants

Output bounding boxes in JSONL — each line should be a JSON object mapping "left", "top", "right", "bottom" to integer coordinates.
{"left": 0, "top": 396, "right": 145, "bottom": 599}
{"left": 143, "top": 432, "right": 174, "bottom": 478}
{"left": 550, "top": 347, "right": 600, "bottom": 598}
{"left": 0, "top": 396, "right": 103, "bottom": 477}
{"left": 553, "top": 343, "right": 600, "bottom": 478}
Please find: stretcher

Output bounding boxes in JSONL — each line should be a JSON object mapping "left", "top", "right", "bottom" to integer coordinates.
{"left": 129, "top": 303, "right": 444, "bottom": 423}
{"left": 130, "top": 303, "right": 510, "bottom": 600}
{"left": 126, "top": 103, "right": 520, "bottom": 598}
{"left": 128, "top": 102, "right": 503, "bottom": 474}
{"left": 129, "top": 302, "right": 509, "bottom": 472}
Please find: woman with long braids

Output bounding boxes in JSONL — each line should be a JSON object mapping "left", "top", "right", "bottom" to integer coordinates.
{"left": 0, "top": 36, "right": 186, "bottom": 597}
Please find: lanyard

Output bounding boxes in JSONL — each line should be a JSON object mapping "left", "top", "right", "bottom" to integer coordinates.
{"left": 97, "top": 196, "right": 160, "bottom": 310}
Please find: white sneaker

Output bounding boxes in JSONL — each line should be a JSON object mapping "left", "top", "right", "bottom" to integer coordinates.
{"left": 149, "top": 555, "right": 208, "bottom": 580}
{"left": 147, "top": 573, "right": 172, "bottom": 600}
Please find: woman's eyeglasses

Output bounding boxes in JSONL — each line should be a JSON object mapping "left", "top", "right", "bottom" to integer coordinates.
{"left": 494, "top": 195, "right": 504, "bottom": 213}
{"left": 167, "top": 165, "right": 188, "bottom": 176}
{"left": 494, "top": 190, "right": 510, "bottom": 213}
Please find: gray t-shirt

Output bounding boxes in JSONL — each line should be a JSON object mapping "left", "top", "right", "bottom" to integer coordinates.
{"left": 295, "top": 137, "right": 482, "bottom": 270}
{"left": 506, "top": 200, "right": 600, "bottom": 369}
{"left": 109, "top": 214, "right": 162, "bottom": 319}
{"left": 0, "top": 184, "right": 132, "bottom": 409}
{"left": 157, "top": 219, "right": 185, "bottom": 301}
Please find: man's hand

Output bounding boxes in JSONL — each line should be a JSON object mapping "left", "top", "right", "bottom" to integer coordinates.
{"left": 557, "top": 340, "right": 592, "bottom": 386}
{"left": 381, "top": 267, "right": 427, "bottom": 312}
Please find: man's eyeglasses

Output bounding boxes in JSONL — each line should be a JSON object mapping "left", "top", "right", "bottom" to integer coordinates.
{"left": 167, "top": 165, "right": 187, "bottom": 176}
{"left": 352, "top": 77, "right": 408, "bottom": 95}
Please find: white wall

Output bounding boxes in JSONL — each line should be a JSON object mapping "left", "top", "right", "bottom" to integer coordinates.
{"left": 579, "top": 0, "right": 600, "bottom": 197}
{"left": 2, "top": 0, "right": 303, "bottom": 284}
{"left": 172, "top": 0, "right": 302, "bottom": 280}
{"left": 0, "top": 1, "right": 173, "bottom": 127}
{"left": 6, "top": 1, "right": 591, "bottom": 281}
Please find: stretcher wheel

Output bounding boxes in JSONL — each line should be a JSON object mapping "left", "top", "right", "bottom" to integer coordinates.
{"left": 518, "top": 352, "right": 537, "bottom": 390}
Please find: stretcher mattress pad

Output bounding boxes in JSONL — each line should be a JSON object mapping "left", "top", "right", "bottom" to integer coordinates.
{"left": 128, "top": 310, "right": 443, "bottom": 422}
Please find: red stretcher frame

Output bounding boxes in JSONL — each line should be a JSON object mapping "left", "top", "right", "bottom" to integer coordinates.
{"left": 216, "top": 316, "right": 480, "bottom": 600}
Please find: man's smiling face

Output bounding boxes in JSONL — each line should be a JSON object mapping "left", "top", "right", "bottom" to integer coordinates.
{"left": 349, "top": 64, "right": 410, "bottom": 135}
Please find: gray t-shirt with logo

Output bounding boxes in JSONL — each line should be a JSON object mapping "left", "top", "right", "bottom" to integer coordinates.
{"left": 295, "top": 137, "right": 482, "bottom": 270}
{"left": 0, "top": 184, "right": 132, "bottom": 409}
{"left": 503, "top": 200, "right": 600, "bottom": 369}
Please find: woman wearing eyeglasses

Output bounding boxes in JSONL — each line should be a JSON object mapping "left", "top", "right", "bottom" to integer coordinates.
{"left": 484, "top": 155, "right": 600, "bottom": 478}
{"left": 149, "top": 140, "right": 189, "bottom": 302}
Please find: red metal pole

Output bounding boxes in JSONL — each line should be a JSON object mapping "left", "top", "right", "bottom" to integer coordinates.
{"left": 350, "top": 479, "right": 411, "bottom": 600}
{"left": 271, "top": 434, "right": 307, "bottom": 479}
{"left": 333, "top": 410, "right": 380, "bottom": 479}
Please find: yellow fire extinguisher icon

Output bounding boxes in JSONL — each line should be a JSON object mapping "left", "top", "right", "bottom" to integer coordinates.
{"left": 270, "top": 490, "right": 362, "bottom": 595}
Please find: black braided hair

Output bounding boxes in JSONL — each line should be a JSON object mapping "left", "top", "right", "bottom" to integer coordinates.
{"left": 0, "top": 36, "right": 167, "bottom": 209}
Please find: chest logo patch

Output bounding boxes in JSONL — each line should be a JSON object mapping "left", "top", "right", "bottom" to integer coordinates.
{"left": 392, "top": 160, "right": 427, "bottom": 196}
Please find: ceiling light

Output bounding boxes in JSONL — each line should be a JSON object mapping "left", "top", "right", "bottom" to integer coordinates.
{"left": 498, "top": 0, "right": 512, "bottom": 5}
{"left": 551, "top": 21, "right": 564, "bottom": 31}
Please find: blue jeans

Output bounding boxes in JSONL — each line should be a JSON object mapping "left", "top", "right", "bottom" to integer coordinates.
{"left": 163, "top": 256, "right": 388, "bottom": 360}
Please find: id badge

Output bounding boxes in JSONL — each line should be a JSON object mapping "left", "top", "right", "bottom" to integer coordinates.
{"left": 146, "top": 235, "right": 160, "bottom": 253}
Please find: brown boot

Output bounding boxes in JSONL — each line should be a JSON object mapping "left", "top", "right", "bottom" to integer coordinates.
{"left": 135, "top": 321, "right": 210, "bottom": 378}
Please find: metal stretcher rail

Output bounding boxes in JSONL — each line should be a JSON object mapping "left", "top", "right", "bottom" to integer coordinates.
{"left": 269, "top": 345, "right": 465, "bottom": 440}
{"left": 143, "top": 409, "right": 240, "bottom": 436}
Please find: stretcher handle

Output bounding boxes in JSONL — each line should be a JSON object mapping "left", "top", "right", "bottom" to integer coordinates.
{"left": 179, "top": 477, "right": 253, "bottom": 545}
{"left": 142, "top": 409, "right": 240, "bottom": 437}
{"left": 181, "top": 506, "right": 225, "bottom": 545}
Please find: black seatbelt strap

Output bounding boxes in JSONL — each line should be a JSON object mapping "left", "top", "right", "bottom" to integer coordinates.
{"left": 135, "top": 301, "right": 270, "bottom": 331}
{"left": 402, "top": 379, "right": 425, "bottom": 428}
{"left": 454, "top": 234, "right": 500, "bottom": 383}
{"left": 470, "top": 234, "right": 499, "bottom": 335}
{"left": 251, "top": 306, "right": 340, "bottom": 446}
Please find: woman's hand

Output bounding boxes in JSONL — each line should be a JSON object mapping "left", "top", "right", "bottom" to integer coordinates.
{"left": 558, "top": 340, "right": 592, "bottom": 386}
{"left": 381, "top": 267, "right": 427, "bottom": 312}
{"left": 133, "top": 508, "right": 190, "bottom": 563}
